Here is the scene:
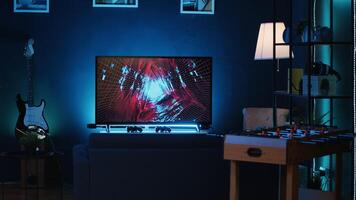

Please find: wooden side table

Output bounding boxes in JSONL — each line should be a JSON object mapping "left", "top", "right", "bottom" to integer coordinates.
{"left": 224, "top": 134, "right": 351, "bottom": 200}
{"left": 0, "top": 151, "right": 64, "bottom": 200}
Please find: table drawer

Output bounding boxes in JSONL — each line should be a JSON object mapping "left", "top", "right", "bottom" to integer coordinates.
{"left": 224, "top": 135, "right": 287, "bottom": 165}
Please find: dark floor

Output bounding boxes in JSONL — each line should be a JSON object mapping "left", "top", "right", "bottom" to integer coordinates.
{"left": 0, "top": 183, "right": 72, "bottom": 200}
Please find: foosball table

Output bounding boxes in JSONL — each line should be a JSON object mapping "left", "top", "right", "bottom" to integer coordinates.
{"left": 223, "top": 125, "right": 353, "bottom": 200}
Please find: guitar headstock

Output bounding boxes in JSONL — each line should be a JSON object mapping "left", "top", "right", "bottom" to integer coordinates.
{"left": 24, "top": 38, "right": 35, "bottom": 59}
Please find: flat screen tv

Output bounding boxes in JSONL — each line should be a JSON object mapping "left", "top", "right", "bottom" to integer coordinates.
{"left": 95, "top": 56, "right": 212, "bottom": 126}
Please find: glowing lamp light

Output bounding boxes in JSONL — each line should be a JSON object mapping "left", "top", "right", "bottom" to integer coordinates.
{"left": 255, "top": 22, "right": 294, "bottom": 71}
{"left": 255, "top": 22, "right": 292, "bottom": 60}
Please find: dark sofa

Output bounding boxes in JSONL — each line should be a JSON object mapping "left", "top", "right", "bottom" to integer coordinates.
{"left": 73, "top": 133, "right": 229, "bottom": 200}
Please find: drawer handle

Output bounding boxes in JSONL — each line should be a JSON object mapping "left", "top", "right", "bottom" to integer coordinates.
{"left": 247, "top": 148, "right": 262, "bottom": 157}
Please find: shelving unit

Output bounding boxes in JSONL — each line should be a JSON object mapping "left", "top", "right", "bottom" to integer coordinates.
{"left": 272, "top": 0, "right": 354, "bottom": 127}
{"left": 271, "top": 0, "right": 354, "bottom": 199}
{"left": 276, "top": 41, "right": 353, "bottom": 46}
{"left": 273, "top": 90, "right": 352, "bottom": 99}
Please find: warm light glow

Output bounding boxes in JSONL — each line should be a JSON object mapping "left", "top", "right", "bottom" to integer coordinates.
{"left": 254, "top": 22, "right": 293, "bottom": 60}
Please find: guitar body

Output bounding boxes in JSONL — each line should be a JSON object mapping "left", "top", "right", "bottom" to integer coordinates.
{"left": 24, "top": 100, "right": 49, "bottom": 131}
{"left": 15, "top": 94, "right": 49, "bottom": 139}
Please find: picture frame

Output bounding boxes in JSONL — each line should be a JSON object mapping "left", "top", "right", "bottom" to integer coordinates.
{"left": 14, "top": 0, "right": 49, "bottom": 13}
{"left": 93, "top": 0, "right": 138, "bottom": 8}
{"left": 180, "top": 0, "right": 215, "bottom": 15}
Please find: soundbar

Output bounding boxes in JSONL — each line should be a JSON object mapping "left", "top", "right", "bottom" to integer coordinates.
{"left": 86, "top": 124, "right": 208, "bottom": 134}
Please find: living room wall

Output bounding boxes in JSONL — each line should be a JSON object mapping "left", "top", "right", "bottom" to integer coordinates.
{"left": 0, "top": 0, "right": 288, "bottom": 147}
{"left": 0, "top": 0, "right": 289, "bottom": 199}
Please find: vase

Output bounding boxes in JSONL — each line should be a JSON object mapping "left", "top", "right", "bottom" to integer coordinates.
{"left": 282, "top": 27, "right": 290, "bottom": 43}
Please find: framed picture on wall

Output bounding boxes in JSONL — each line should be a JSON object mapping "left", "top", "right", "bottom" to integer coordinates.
{"left": 14, "top": 0, "right": 49, "bottom": 13}
{"left": 93, "top": 0, "right": 138, "bottom": 8}
{"left": 180, "top": 0, "right": 215, "bottom": 14}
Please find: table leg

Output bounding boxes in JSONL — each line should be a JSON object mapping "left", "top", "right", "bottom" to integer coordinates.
{"left": 335, "top": 153, "right": 342, "bottom": 200}
{"left": 1, "top": 177, "right": 3, "bottom": 200}
{"left": 286, "top": 164, "right": 298, "bottom": 200}
{"left": 1, "top": 159, "right": 4, "bottom": 200}
{"left": 36, "top": 155, "right": 39, "bottom": 200}
{"left": 278, "top": 165, "right": 286, "bottom": 200}
{"left": 25, "top": 158, "right": 28, "bottom": 200}
{"left": 230, "top": 161, "right": 238, "bottom": 200}
{"left": 57, "top": 155, "right": 64, "bottom": 200}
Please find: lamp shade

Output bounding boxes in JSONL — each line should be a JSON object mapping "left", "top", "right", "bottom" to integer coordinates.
{"left": 254, "top": 22, "right": 293, "bottom": 60}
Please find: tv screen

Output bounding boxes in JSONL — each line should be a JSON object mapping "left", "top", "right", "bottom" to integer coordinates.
{"left": 96, "top": 56, "right": 212, "bottom": 125}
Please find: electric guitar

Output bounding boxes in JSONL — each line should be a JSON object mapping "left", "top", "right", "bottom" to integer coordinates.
{"left": 15, "top": 38, "right": 49, "bottom": 139}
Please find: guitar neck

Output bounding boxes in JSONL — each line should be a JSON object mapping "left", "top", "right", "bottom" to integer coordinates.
{"left": 26, "top": 58, "right": 34, "bottom": 106}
